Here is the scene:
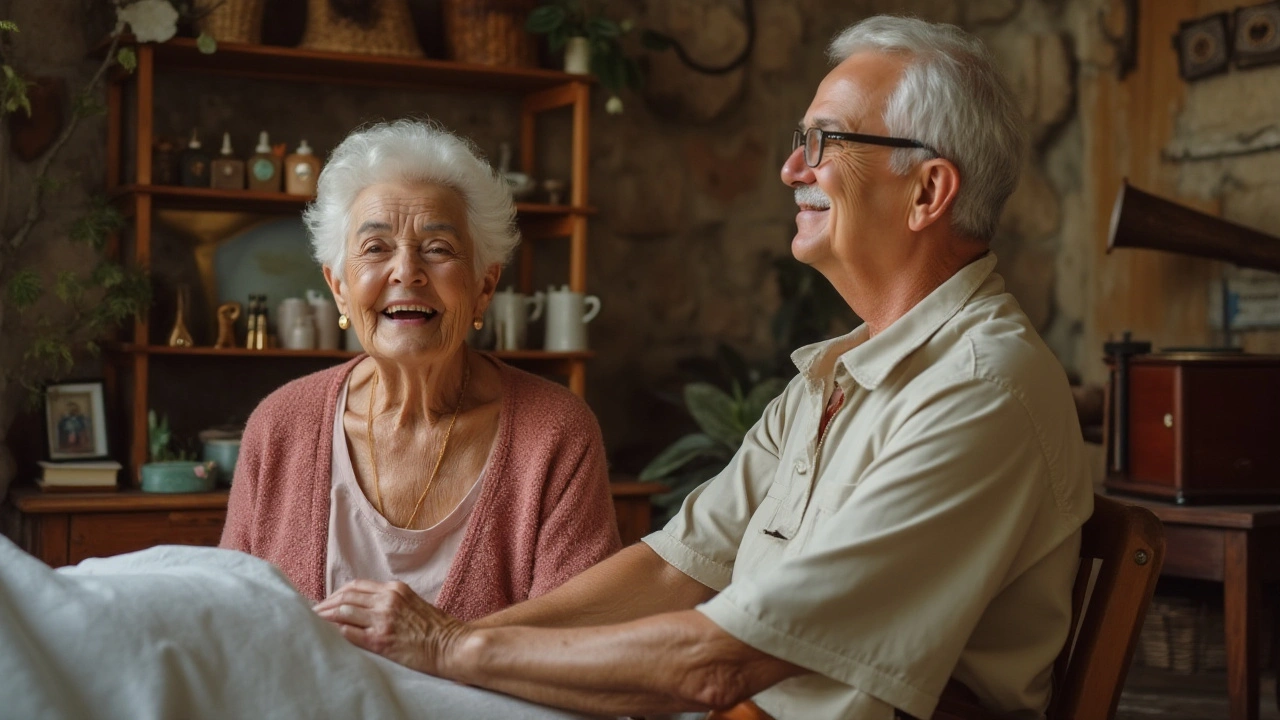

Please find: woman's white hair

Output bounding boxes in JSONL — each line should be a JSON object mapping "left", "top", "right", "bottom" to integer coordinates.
{"left": 303, "top": 119, "right": 520, "bottom": 276}
{"left": 828, "top": 16, "right": 1026, "bottom": 241}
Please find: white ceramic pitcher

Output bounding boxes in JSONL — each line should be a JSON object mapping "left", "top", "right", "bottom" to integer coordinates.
{"left": 544, "top": 285, "right": 601, "bottom": 352}
{"left": 490, "top": 287, "right": 545, "bottom": 351}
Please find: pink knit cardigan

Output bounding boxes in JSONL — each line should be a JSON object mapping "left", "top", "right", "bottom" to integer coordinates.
{"left": 219, "top": 356, "right": 622, "bottom": 620}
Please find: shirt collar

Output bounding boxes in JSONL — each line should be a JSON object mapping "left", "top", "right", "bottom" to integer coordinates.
{"left": 791, "top": 252, "right": 999, "bottom": 390}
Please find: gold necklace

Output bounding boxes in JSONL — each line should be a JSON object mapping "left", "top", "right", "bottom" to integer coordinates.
{"left": 366, "top": 360, "right": 471, "bottom": 529}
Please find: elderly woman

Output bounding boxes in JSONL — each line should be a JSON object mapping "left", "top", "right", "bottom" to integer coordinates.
{"left": 220, "top": 120, "right": 621, "bottom": 620}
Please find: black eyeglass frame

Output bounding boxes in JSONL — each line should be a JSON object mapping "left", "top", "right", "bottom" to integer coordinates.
{"left": 792, "top": 128, "right": 939, "bottom": 167}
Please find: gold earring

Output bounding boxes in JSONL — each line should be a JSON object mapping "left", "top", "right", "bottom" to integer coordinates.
{"left": 473, "top": 318, "right": 484, "bottom": 330}
{"left": 338, "top": 314, "right": 349, "bottom": 330}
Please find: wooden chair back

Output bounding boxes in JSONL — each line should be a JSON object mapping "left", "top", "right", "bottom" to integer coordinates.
{"left": 1047, "top": 494, "right": 1165, "bottom": 720}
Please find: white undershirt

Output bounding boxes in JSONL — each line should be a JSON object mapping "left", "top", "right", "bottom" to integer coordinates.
{"left": 325, "top": 376, "right": 487, "bottom": 601}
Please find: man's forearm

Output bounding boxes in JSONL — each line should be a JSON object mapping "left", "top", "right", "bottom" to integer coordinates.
{"left": 444, "top": 610, "right": 804, "bottom": 716}
{"left": 473, "top": 543, "right": 716, "bottom": 629}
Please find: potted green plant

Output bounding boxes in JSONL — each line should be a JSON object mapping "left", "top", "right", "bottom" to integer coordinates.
{"left": 525, "top": 0, "right": 670, "bottom": 113}
{"left": 640, "top": 371, "right": 789, "bottom": 526}
{"left": 640, "top": 260, "right": 857, "bottom": 527}
{"left": 139, "top": 410, "right": 216, "bottom": 493}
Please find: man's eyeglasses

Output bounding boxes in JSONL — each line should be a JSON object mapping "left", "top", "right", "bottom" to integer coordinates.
{"left": 791, "top": 127, "right": 938, "bottom": 168}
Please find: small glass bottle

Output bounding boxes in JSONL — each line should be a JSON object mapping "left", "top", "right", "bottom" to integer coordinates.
{"left": 256, "top": 294, "right": 270, "bottom": 350}
{"left": 153, "top": 136, "right": 179, "bottom": 185}
{"left": 245, "top": 295, "right": 261, "bottom": 350}
{"left": 284, "top": 139, "right": 321, "bottom": 196}
{"left": 210, "top": 132, "right": 245, "bottom": 191}
{"left": 179, "top": 129, "right": 210, "bottom": 187}
{"left": 247, "top": 130, "right": 282, "bottom": 192}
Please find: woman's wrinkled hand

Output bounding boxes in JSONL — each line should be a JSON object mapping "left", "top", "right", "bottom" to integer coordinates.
{"left": 314, "top": 579, "right": 469, "bottom": 677}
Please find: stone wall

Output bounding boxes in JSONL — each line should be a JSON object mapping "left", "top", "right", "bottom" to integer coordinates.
{"left": 587, "top": 0, "right": 1093, "bottom": 467}
{"left": 4, "top": 0, "right": 1277, "bottom": 485}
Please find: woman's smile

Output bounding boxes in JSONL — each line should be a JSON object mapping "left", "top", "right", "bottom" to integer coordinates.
{"left": 380, "top": 302, "right": 441, "bottom": 326}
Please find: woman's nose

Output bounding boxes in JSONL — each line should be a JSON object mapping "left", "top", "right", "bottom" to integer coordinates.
{"left": 780, "top": 145, "right": 816, "bottom": 187}
{"left": 388, "top": 246, "right": 427, "bottom": 285}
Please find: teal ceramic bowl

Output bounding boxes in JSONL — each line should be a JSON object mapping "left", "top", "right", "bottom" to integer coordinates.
{"left": 140, "top": 461, "right": 217, "bottom": 493}
{"left": 201, "top": 439, "right": 241, "bottom": 486}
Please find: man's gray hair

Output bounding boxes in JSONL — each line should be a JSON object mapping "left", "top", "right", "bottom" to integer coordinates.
{"left": 828, "top": 16, "right": 1026, "bottom": 241}
{"left": 303, "top": 119, "right": 520, "bottom": 277}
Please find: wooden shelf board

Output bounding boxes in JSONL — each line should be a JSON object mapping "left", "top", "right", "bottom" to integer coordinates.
{"left": 11, "top": 487, "right": 229, "bottom": 514}
{"left": 125, "top": 38, "right": 593, "bottom": 94}
{"left": 116, "top": 344, "right": 592, "bottom": 362}
{"left": 111, "top": 185, "right": 593, "bottom": 218}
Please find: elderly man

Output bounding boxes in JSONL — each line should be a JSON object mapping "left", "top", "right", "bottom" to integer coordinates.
{"left": 315, "top": 15, "right": 1094, "bottom": 720}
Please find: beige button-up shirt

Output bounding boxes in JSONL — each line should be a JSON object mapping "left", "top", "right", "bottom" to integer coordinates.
{"left": 644, "top": 253, "right": 1094, "bottom": 720}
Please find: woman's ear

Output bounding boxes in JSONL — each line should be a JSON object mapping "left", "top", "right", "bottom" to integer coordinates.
{"left": 323, "top": 265, "right": 348, "bottom": 317}
{"left": 908, "top": 157, "right": 962, "bottom": 233}
{"left": 474, "top": 263, "right": 502, "bottom": 320}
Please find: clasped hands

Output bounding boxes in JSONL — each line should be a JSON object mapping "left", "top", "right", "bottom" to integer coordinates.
{"left": 314, "top": 579, "right": 468, "bottom": 677}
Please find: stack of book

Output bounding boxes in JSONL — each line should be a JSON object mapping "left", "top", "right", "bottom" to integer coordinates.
{"left": 36, "top": 460, "right": 121, "bottom": 492}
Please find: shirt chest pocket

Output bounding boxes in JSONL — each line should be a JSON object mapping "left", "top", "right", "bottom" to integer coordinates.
{"left": 811, "top": 443, "right": 877, "bottom": 513}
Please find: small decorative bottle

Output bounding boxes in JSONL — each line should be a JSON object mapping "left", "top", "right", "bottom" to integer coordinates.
{"left": 284, "top": 139, "right": 320, "bottom": 196}
{"left": 179, "top": 129, "right": 210, "bottom": 187}
{"left": 210, "top": 132, "right": 245, "bottom": 190}
{"left": 247, "top": 130, "right": 282, "bottom": 192}
{"left": 153, "top": 137, "right": 179, "bottom": 185}
{"left": 245, "top": 295, "right": 261, "bottom": 350}
{"left": 256, "top": 294, "right": 270, "bottom": 349}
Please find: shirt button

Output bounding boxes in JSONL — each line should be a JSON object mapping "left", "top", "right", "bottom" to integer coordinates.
{"left": 795, "top": 459, "right": 809, "bottom": 474}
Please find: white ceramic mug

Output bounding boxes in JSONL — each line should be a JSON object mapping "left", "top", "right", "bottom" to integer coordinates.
{"left": 306, "top": 289, "right": 341, "bottom": 350}
{"left": 490, "top": 287, "right": 545, "bottom": 351}
{"left": 286, "top": 315, "right": 316, "bottom": 350}
{"left": 544, "top": 285, "right": 601, "bottom": 352}
{"left": 277, "top": 297, "right": 309, "bottom": 347}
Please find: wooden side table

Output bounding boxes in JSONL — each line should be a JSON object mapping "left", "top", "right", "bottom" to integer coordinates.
{"left": 5, "top": 481, "right": 667, "bottom": 568}
{"left": 1112, "top": 495, "right": 1280, "bottom": 720}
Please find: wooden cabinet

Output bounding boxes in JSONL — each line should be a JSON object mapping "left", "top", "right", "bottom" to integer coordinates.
{"left": 7, "top": 489, "right": 228, "bottom": 567}
{"left": 7, "top": 482, "right": 664, "bottom": 567}
{"left": 105, "top": 38, "right": 596, "bottom": 483}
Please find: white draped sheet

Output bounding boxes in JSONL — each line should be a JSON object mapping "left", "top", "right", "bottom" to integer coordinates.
{"left": 0, "top": 536, "right": 597, "bottom": 720}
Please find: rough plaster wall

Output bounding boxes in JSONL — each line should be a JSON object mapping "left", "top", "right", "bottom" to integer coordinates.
{"left": 3, "top": 0, "right": 1102, "bottom": 473}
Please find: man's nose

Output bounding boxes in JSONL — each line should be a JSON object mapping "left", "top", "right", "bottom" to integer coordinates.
{"left": 780, "top": 145, "right": 815, "bottom": 187}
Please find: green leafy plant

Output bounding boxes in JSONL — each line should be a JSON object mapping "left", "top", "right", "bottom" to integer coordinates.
{"left": 0, "top": 4, "right": 215, "bottom": 497}
{"left": 639, "top": 259, "right": 858, "bottom": 526}
{"left": 640, "top": 372, "right": 789, "bottom": 525}
{"left": 147, "top": 410, "right": 194, "bottom": 462}
{"left": 0, "top": 17, "right": 154, "bottom": 402}
{"left": 525, "top": 0, "right": 672, "bottom": 113}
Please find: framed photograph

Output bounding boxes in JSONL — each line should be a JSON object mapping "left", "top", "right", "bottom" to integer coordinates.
{"left": 44, "top": 381, "right": 109, "bottom": 461}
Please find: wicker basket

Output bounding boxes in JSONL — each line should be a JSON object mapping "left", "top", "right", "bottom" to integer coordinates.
{"left": 1138, "top": 596, "right": 1271, "bottom": 674}
{"left": 442, "top": 0, "right": 537, "bottom": 67}
{"left": 194, "top": 0, "right": 265, "bottom": 44}
{"left": 299, "top": 0, "right": 424, "bottom": 58}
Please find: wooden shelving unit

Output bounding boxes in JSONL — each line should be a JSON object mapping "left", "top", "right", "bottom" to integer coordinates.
{"left": 108, "top": 184, "right": 596, "bottom": 218}
{"left": 105, "top": 38, "right": 595, "bottom": 482}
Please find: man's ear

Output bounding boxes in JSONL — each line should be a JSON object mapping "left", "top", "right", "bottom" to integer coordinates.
{"left": 908, "top": 158, "right": 961, "bottom": 233}
{"left": 322, "top": 265, "right": 348, "bottom": 317}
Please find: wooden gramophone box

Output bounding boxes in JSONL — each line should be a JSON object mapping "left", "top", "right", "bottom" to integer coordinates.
{"left": 1104, "top": 353, "right": 1280, "bottom": 503}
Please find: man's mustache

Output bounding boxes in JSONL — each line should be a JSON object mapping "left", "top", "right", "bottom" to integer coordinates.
{"left": 794, "top": 185, "right": 831, "bottom": 209}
